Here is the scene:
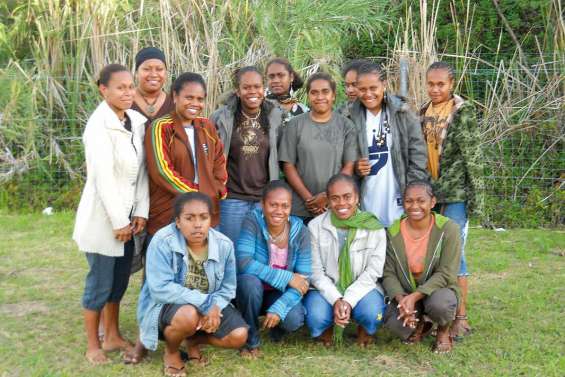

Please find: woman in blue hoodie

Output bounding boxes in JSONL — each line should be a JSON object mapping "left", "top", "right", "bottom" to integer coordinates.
{"left": 235, "top": 180, "right": 311, "bottom": 358}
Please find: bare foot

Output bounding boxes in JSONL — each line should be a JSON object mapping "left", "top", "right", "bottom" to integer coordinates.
{"left": 318, "top": 327, "right": 333, "bottom": 347}
{"left": 450, "top": 317, "right": 472, "bottom": 340}
{"left": 184, "top": 337, "right": 209, "bottom": 366}
{"left": 356, "top": 325, "right": 373, "bottom": 347}
{"left": 239, "top": 347, "right": 262, "bottom": 359}
{"left": 123, "top": 340, "right": 147, "bottom": 364}
{"left": 163, "top": 351, "right": 185, "bottom": 377}
{"left": 433, "top": 325, "right": 453, "bottom": 354}
{"left": 85, "top": 348, "right": 109, "bottom": 365}
{"left": 102, "top": 335, "right": 133, "bottom": 353}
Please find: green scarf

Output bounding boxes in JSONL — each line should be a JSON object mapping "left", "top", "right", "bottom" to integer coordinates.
{"left": 330, "top": 210, "right": 383, "bottom": 345}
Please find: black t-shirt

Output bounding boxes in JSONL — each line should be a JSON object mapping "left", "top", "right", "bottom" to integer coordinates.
{"left": 226, "top": 120, "right": 270, "bottom": 201}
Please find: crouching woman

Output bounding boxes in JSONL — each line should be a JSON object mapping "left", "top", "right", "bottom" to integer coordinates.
{"left": 137, "top": 193, "right": 248, "bottom": 377}
{"left": 382, "top": 180, "right": 461, "bottom": 354}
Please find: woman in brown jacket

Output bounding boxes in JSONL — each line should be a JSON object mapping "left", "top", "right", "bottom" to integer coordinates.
{"left": 145, "top": 72, "right": 227, "bottom": 235}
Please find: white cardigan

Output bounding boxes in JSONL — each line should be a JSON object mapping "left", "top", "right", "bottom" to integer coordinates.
{"left": 308, "top": 211, "right": 386, "bottom": 308}
{"left": 73, "top": 101, "right": 149, "bottom": 256}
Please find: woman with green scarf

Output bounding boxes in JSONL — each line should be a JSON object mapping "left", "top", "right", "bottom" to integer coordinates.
{"left": 304, "top": 174, "right": 386, "bottom": 347}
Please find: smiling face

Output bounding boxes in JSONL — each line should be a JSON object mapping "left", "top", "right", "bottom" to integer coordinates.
{"left": 175, "top": 200, "right": 211, "bottom": 247}
{"left": 136, "top": 58, "right": 167, "bottom": 94}
{"left": 174, "top": 82, "right": 206, "bottom": 123}
{"left": 426, "top": 68, "right": 454, "bottom": 105}
{"left": 344, "top": 69, "right": 358, "bottom": 102}
{"left": 99, "top": 70, "right": 136, "bottom": 113}
{"left": 356, "top": 72, "right": 386, "bottom": 113}
{"left": 237, "top": 71, "right": 264, "bottom": 112}
{"left": 403, "top": 185, "right": 436, "bottom": 222}
{"left": 266, "top": 63, "right": 293, "bottom": 96}
{"left": 308, "top": 79, "right": 336, "bottom": 116}
{"left": 328, "top": 179, "right": 359, "bottom": 220}
{"left": 261, "top": 188, "right": 292, "bottom": 228}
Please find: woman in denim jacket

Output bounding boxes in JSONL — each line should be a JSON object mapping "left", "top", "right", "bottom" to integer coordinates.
{"left": 137, "top": 192, "right": 248, "bottom": 377}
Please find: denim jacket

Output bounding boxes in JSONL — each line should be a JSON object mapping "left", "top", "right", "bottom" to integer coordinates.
{"left": 137, "top": 223, "right": 236, "bottom": 351}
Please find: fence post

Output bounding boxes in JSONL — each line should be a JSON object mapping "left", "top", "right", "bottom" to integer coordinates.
{"left": 399, "top": 57, "right": 409, "bottom": 98}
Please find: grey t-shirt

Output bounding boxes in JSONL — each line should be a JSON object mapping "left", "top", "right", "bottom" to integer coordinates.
{"left": 278, "top": 112, "right": 358, "bottom": 217}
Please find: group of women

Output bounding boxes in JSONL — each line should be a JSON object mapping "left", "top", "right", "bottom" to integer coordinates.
{"left": 72, "top": 47, "right": 483, "bottom": 376}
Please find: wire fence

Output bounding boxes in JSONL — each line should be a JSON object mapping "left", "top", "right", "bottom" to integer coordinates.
{"left": 0, "top": 69, "right": 563, "bottom": 226}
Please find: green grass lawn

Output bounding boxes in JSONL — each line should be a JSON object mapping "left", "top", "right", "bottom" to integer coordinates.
{"left": 0, "top": 212, "right": 564, "bottom": 377}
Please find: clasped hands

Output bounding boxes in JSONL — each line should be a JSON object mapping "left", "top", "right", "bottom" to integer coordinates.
{"left": 395, "top": 293, "right": 422, "bottom": 329}
{"left": 197, "top": 305, "right": 222, "bottom": 333}
{"left": 333, "top": 298, "right": 352, "bottom": 328}
{"left": 112, "top": 216, "right": 147, "bottom": 242}
{"left": 305, "top": 192, "right": 327, "bottom": 216}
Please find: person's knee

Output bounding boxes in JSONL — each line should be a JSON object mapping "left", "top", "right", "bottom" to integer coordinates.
{"left": 236, "top": 275, "right": 263, "bottom": 300}
{"left": 170, "top": 305, "right": 200, "bottom": 332}
{"left": 222, "top": 327, "right": 248, "bottom": 348}
{"left": 304, "top": 294, "right": 333, "bottom": 336}
{"left": 280, "top": 305, "right": 305, "bottom": 332}
{"left": 425, "top": 289, "right": 457, "bottom": 325}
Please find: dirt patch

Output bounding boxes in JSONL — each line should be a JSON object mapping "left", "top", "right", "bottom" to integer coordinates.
{"left": 0, "top": 301, "right": 49, "bottom": 317}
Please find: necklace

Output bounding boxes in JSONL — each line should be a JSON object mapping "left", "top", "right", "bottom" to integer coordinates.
{"left": 371, "top": 103, "right": 390, "bottom": 147}
{"left": 241, "top": 108, "right": 261, "bottom": 128}
{"left": 268, "top": 222, "right": 288, "bottom": 244}
{"left": 139, "top": 91, "right": 162, "bottom": 115}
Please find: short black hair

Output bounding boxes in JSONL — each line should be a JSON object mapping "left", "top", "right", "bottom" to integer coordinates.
{"left": 173, "top": 192, "right": 213, "bottom": 219}
{"left": 326, "top": 173, "right": 359, "bottom": 196}
{"left": 306, "top": 72, "right": 336, "bottom": 94}
{"left": 341, "top": 59, "right": 369, "bottom": 78}
{"left": 356, "top": 61, "right": 386, "bottom": 82}
{"left": 262, "top": 180, "right": 292, "bottom": 201}
{"left": 96, "top": 64, "right": 129, "bottom": 86}
{"left": 233, "top": 66, "right": 263, "bottom": 89}
{"left": 427, "top": 61, "right": 455, "bottom": 81}
{"left": 403, "top": 180, "right": 435, "bottom": 199}
{"left": 266, "top": 57, "right": 304, "bottom": 91}
{"left": 171, "top": 72, "right": 207, "bottom": 96}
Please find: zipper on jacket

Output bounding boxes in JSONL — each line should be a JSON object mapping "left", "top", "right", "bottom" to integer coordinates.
{"left": 390, "top": 244, "right": 413, "bottom": 291}
{"left": 423, "top": 232, "right": 444, "bottom": 281}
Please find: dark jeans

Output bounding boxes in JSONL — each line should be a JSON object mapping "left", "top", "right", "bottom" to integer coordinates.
{"left": 236, "top": 274, "right": 305, "bottom": 349}
{"left": 384, "top": 288, "right": 457, "bottom": 340}
{"left": 82, "top": 239, "right": 135, "bottom": 311}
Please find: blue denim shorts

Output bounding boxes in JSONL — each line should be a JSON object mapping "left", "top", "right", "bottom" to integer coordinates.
{"left": 441, "top": 202, "right": 469, "bottom": 277}
{"left": 82, "top": 239, "right": 135, "bottom": 311}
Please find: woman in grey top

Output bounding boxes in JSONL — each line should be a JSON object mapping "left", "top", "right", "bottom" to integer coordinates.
{"left": 279, "top": 72, "right": 358, "bottom": 223}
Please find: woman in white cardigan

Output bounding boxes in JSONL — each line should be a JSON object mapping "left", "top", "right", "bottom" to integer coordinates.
{"left": 73, "top": 64, "right": 149, "bottom": 365}
{"left": 304, "top": 173, "right": 387, "bottom": 347}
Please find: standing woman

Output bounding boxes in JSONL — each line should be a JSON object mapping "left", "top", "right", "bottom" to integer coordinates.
{"left": 336, "top": 59, "right": 367, "bottom": 115}
{"left": 279, "top": 72, "right": 358, "bottom": 223}
{"left": 132, "top": 47, "right": 174, "bottom": 128}
{"left": 211, "top": 66, "right": 284, "bottom": 243}
{"left": 73, "top": 64, "right": 149, "bottom": 364}
{"left": 350, "top": 62, "right": 428, "bottom": 227}
{"left": 145, "top": 72, "right": 227, "bottom": 236}
{"left": 265, "top": 57, "right": 308, "bottom": 122}
{"left": 304, "top": 174, "right": 386, "bottom": 347}
{"left": 421, "top": 62, "right": 484, "bottom": 340}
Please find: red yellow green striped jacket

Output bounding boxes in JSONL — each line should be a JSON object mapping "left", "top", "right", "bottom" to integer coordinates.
{"left": 145, "top": 113, "right": 227, "bottom": 233}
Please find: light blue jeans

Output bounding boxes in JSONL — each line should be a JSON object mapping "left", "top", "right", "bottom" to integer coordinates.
{"left": 219, "top": 198, "right": 261, "bottom": 244}
{"left": 442, "top": 202, "right": 469, "bottom": 277}
{"left": 303, "top": 289, "right": 386, "bottom": 338}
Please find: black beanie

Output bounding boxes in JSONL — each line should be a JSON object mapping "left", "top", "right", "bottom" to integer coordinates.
{"left": 135, "top": 47, "right": 167, "bottom": 70}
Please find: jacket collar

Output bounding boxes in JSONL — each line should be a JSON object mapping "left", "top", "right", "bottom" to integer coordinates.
{"left": 99, "top": 100, "right": 147, "bottom": 132}
{"left": 420, "top": 94, "right": 466, "bottom": 117}
{"left": 170, "top": 223, "right": 221, "bottom": 262}
{"left": 388, "top": 212, "right": 450, "bottom": 237}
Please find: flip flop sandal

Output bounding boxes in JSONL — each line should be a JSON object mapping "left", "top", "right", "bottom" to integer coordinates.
{"left": 403, "top": 321, "right": 433, "bottom": 345}
{"left": 451, "top": 315, "right": 473, "bottom": 342}
{"left": 123, "top": 348, "right": 147, "bottom": 365}
{"left": 188, "top": 354, "right": 209, "bottom": 366}
{"left": 163, "top": 364, "right": 186, "bottom": 377}
{"left": 432, "top": 339, "right": 453, "bottom": 354}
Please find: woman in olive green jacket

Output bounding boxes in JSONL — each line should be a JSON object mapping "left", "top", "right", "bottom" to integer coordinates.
{"left": 382, "top": 180, "right": 461, "bottom": 353}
